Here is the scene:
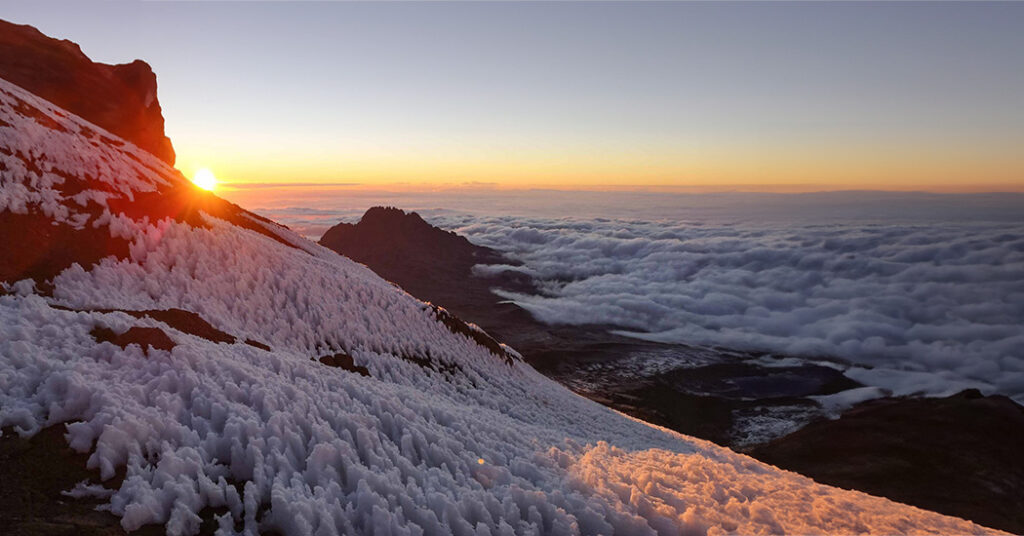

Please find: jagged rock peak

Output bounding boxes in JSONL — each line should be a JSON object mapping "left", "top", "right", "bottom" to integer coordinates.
{"left": 362, "top": 205, "right": 424, "bottom": 222}
{"left": 319, "top": 206, "right": 478, "bottom": 252}
{"left": 354, "top": 206, "right": 441, "bottom": 232}
{"left": 0, "top": 18, "right": 175, "bottom": 164}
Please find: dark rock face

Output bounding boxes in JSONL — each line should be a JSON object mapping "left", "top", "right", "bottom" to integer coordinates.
{"left": 427, "top": 303, "right": 517, "bottom": 364}
{"left": 128, "top": 308, "right": 237, "bottom": 345}
{"left": 0, "top": 425, "right": 164, "bottom": 536}
{"left": 750, "top": 389, "right": 1024, "bottom": 534}
{"left": 53, "top": 305, "right": 275, "bottom": 353}
{"left": 319, "top": 207, "right": 537, "bottom": 346}
{"left": 319, "top": 207, "right": 506, "bottom": 300}
{"left": 0, "top": 19, "right": 175, "bottom": 164}
{"left": 90, "top": 325, "right": 176, "bottom": 353}
{"left": 0, "top": 424, "right": 255, "bottom": 535}
{"left": 318, "top": 352, "right": 370, "bottom": 376}
{"left": 0, "top": 211, "right": 132, "bottom": 293}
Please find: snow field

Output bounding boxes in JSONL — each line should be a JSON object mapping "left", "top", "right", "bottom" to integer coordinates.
{"left": 0, "top": 76, "right": 1006, "bottom": 535}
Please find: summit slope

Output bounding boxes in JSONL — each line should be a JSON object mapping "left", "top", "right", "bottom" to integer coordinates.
{"left": 0, "top": 76, "right": 1006, "bottom": 535}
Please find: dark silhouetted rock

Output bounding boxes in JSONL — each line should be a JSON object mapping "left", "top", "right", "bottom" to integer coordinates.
{"left": 245, "top": 339, "right": 272, "bottom": 351}
{"left": 0, "top": 424, "right": 251, "bottom": 535}
{"left": 90, "top": 326, "right": 176, "bottom": 353}
{"left": 126, "top": 308, "right": 236, "bottom": 345}
{"left": 319, "top": 207, "right": 537, "bottom": 346}
{"left": 51, "top": 305, "right": 275, "bottom": 353}
{"left": 750, "top": 389, "right": 1024, "bottom": 534}
{"left": 319, "top": 207, "right": 505, "bottom": 296}
{"left": 0, "top": 211, "right": 131, "bottom": 294}
{"left": 0, "top": 19, "right": 175, "bottom": 163}
{"left": 427, "top": 303, "right": 516, "bottom": 364}
{"left": 318, "top": 352, "right": 370, "bottom": 376}
{"left": 0, "top": 425, "right": 165, "bottom": 536}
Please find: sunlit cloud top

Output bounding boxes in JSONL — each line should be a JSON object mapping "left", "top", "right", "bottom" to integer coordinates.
{"left": 5, "top": 1, "right": 1023, "bottom": 192}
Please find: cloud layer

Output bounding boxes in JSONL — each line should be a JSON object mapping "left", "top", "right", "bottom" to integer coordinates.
{"left": 244, "top": 189, "right": 1024, "bottom": 403}
{"left": 437, "top": 215, "right": 1024, "bottom": 402}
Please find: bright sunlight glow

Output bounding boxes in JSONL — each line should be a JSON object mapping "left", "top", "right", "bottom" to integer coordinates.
{"left": 192, "top": 168, "right": 217, "bottom": 191}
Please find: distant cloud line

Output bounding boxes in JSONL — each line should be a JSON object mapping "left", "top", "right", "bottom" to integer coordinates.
{"left": 222, "top": 182, "right": 362, "bottom": 189}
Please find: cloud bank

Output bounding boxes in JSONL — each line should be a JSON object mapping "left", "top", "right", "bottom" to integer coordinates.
{"left": 437, "top": 215, "right": 1024, "bottom": 402}
{"left": 245, "top": 189, "right": 1024, "bottom": 403}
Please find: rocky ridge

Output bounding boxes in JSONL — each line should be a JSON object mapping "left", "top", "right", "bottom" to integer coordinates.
{"left": 0, "top": 19, "right": 175, "bottom": 164}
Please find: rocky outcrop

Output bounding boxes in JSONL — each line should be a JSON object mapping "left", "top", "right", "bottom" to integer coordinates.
{"left": 317, "top": 352, "right": 370, "bottom": 376}
{"left": 0, "top": 19, "right": 175, "bottom": 164}
{"left": 90, "top": 325, "right": 176, "bottom": 354}
{"left": 0, "top": 424, "right": 228, "bottom": 535}
{"left": 319, "top": 207, "right": 537, "bottom": 341}
{"left": 319, "top": 207, "right": 506, "bottom": 288}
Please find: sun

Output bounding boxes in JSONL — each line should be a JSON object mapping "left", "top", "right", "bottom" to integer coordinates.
{"left": 191, "top": 168, "right": 217, "bottom": 191}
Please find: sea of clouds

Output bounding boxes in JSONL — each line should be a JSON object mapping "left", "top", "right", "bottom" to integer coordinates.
{"left": 233, "top": 188, "right": 1024, "bottom": 403}
{"left": 449, "top": 216, "right": 1024, "bottom": 402}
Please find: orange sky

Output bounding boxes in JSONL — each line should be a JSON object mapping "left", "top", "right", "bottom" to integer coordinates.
{"left": 15, "top": 2, "right": 1021, "bottom": 194}
{"left": 177, "top": 134, "right": 1024, "bottom": 194}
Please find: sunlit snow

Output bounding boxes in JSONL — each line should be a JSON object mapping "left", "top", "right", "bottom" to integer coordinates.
{"left": 0, "top": 77, "right": 1006, "bottom": 535}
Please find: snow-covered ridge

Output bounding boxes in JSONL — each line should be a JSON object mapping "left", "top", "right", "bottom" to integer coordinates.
{"left": 0, "top": 77, "right": 174, "bottom": 224}
{"left": 0, "top": 76, "right": 1005, "bottom": 535}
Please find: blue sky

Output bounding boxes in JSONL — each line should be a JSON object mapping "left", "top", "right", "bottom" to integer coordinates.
{"left": 2, "top": 1, "right": 1022, "bottom": 191}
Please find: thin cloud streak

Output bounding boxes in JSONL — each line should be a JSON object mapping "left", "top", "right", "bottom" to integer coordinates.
{"left": 221, "top": 182, "right": 361, "bottom": 189}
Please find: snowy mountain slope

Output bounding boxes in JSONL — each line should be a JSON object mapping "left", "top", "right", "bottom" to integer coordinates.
{"left": 0, "top": 76, "right": 1005, "bottom": 535}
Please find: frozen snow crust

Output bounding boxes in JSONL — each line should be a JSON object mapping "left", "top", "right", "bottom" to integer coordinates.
{"left": 0, "top": 77, "right": 1006, "bottom": 535}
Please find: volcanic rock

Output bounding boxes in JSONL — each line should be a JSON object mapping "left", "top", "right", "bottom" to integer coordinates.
{"left": 0, "top": 19, "right": 175, "bottom": 164}
{"left": 318, "top": 206, "right": 505, "bottom": 296}
{"left": 319, "top": 207, "right": 538, "bottom": 343}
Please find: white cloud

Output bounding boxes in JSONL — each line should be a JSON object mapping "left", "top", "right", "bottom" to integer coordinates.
{"left": 438, "top": 215, "right": 1024, "bottom": 403}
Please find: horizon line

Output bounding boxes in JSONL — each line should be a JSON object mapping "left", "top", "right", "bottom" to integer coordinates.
{"left": 217, "top": 181, "right": 1024, "bottom": 196}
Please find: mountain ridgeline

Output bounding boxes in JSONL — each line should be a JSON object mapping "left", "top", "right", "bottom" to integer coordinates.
{"left": 319, "top": 206, "right": 506, "bottom": 301}
{"left": 318, "top": 207, "right": 541, "bottom": 346}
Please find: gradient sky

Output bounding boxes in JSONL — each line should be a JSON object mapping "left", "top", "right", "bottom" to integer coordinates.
{"left": 2, "top": 1, "right": 1023, "bottom": 192}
